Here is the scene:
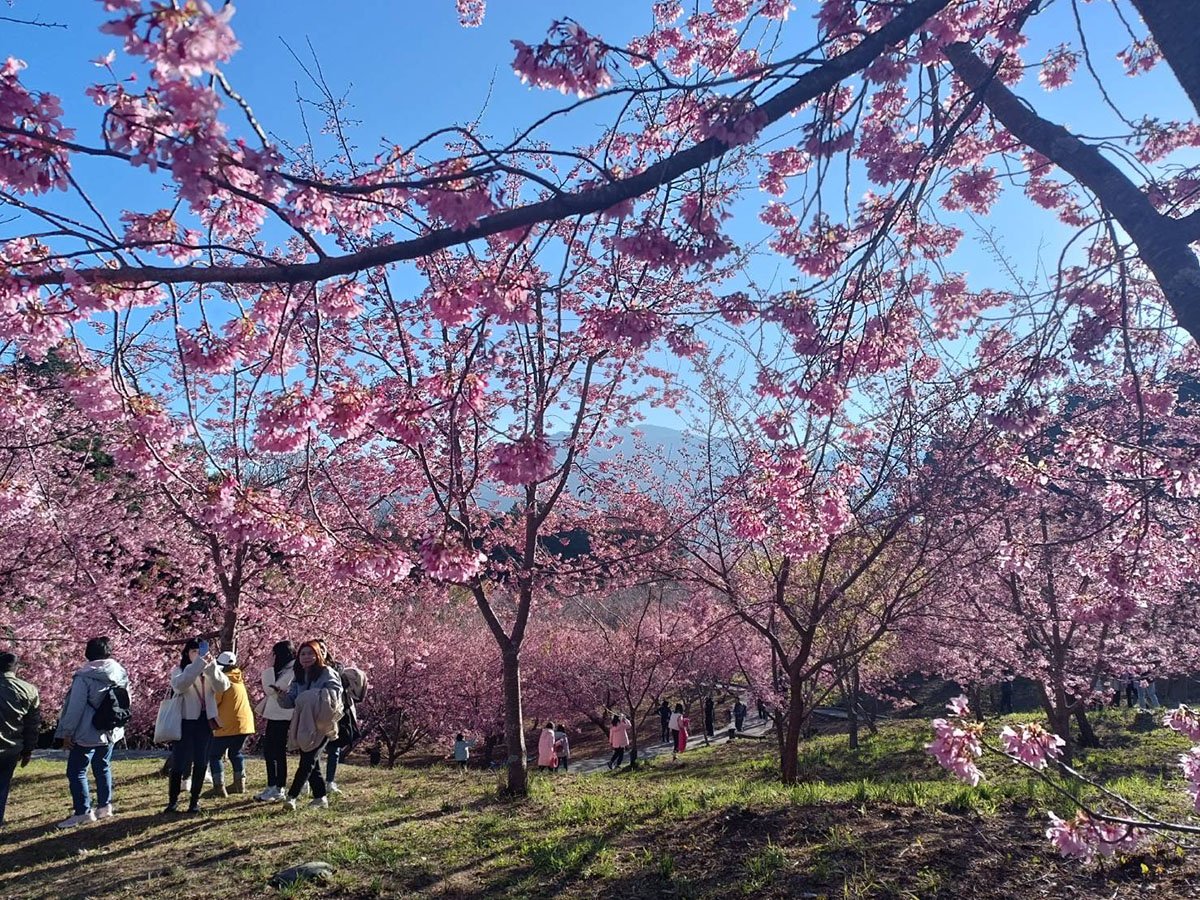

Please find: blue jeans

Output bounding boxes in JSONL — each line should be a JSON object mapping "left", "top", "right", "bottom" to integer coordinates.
{"left": 325, "top": 743, "right": 341, "bottom": 784}
{"left": 171, "top": 717, "right": 212, "bottom": 783}
{"left": 209, "top": 734, "right": 247, "bottom": 783}
{"left": 0, "top": 752, "right": 18, "bottom": 824}
{"left": 67, "top": 744, "right": 113, "bottom": 815}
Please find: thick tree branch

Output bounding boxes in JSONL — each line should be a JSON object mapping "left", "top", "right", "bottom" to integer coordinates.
{"left": 946, "top": 41, "right": 1200, "bottom": 344}
{"left": 1129, "top": 0, "right": 1200, "bottom": 118}
{"left": 28, "top": 0, "right": 952, "bottom": 290}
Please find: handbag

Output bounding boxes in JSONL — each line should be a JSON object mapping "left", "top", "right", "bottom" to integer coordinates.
{"left": 153, "top": 691, "right": 184, "bottom": 745}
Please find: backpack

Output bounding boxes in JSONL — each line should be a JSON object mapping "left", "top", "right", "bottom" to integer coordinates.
{"left": 92, "top": 684, "right": 132, "bottom": 731}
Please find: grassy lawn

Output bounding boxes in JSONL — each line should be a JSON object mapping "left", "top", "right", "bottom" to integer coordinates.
{"left": 1, "top": 710, "right": 1196, "bottom": 899}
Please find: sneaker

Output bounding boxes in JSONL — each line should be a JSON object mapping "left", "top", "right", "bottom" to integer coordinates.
{"left": 185, "top": 802, "right": 202, "bottom": 815}
{"left": 282, "top": 796, "right": 297, "bottom": 811}
{"left": 162, "top": 801, "right": 180, "bottom": 815}
{"left": 56, "top": 811, "right": 96, "bottom": 829}
{"left": 326, "top": 781, "right": 341, "bottom": 795}
{"left": 254, "top": 787, "right": 279, "bottom": 802}
{"left": 308, "top": 797, "right": 328, "bottom": 809}
{"left": 94, "top": 804, "right": 115, "bottom": 820}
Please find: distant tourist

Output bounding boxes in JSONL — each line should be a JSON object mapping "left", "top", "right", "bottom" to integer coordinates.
{"left": 658, "top": 700, "right": 671, "bottom": 744}
{"left": 733, "top": 698, "right": 747, "bottom": 732}
{"left": 554, "top": 725, "right": 571, "bottom": 773}
{"left": 453, "top": 733, "right": 476, "bottom": 772}
{"left": 607, "top": 714, "right": 631, "bottom": 770}
{"left": 704, "top": 696, "right": 715, "bottom": 738}
{"left": 668, "top": 703, "right": 683, "bottom": 750}
{"left": 537, "top": 721, "right": 558, "bottom": 772}
{"left": 673, "top": 707, "right": 690, "bottom": 760}
{"left": 0, "top": 652, "right": 40, "bottom": 828}
{"left": 55, "top": 636, "right": 130, "bottom": 828}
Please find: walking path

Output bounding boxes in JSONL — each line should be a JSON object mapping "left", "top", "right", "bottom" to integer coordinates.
{"left": 569, "top": 717, "right": 776, "bottom": 776}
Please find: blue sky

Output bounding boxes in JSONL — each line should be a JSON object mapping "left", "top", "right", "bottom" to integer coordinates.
{"left": 6, "top": 1, "right": 1196, "bottom": 431}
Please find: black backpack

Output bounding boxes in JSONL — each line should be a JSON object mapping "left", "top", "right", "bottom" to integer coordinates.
{"left": 92, "top": 684, "right": 132, "bottom": 731}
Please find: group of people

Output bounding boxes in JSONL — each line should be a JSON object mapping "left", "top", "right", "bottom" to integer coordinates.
{"left": 0, "top": 634, "right": 368, "bottom": 830}
{"left": 537, "top": 721, "right": 572, "bottom": 772}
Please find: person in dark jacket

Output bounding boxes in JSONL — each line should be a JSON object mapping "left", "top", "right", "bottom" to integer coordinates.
{"left": 0, "top": 652, "right": 40, "bottom": 827}
{"left": 54, "top": 637, "right": 129, "bottom": 828}
{"left": 704, "top": 696, "right": 715, "bottom": 738}
{"left": 733, "top": 698, "right": 747, "bottom": 732}
{"left": 658, "top": 700, "right": 671, "bottom": 744}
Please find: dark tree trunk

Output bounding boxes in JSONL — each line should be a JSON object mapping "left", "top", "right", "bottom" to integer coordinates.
{"left": 501, "top": 648, "right": 528, "bottom": 796}
{"left": 1131, "top": 0, "right": 1200, "bottom": 117}
{"left": 780, "top": 672, "right": 805, "bottom": 784}
{"left": 1073, "top": 705, "right": 1099, "bottom": 749}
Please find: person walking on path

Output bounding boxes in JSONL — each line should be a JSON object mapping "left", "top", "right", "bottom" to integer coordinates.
{"left": 54, "top": 637, "right": 129, "bottom": 828}
{"left": 554, "top": 725, "right": 571, "bottom": 773}
{"left": 205, "top": 650, "right": 256, "bottom": 797}
{"left": 256, "top": 641, "right": 295, "bottom": 802}
{"left": 453, "top": 733, "right": 476, "bottom": 772}
{"left": 165, "top": 638, "right": 212, "bottom": 815}
{"left": 704, "top": 696, "right": 715, "bottom": 739}
{"left": 537, "top": 721, "right": 558, "bottom": 772}
{"left": 668, "top": 703, "right": 683, "bottom": 753}
{"left": 757, "top": 698, "right": 767, "bottom": 722}
{"left": 733, "top": 698, "right": 747, "bottom": 732}
{"left": 607, "top": 714, "right": 631, "bottom": 770}
{"left": 673, "top": 708, "right": 690, "bottom": 760}
{"left": 658, "top": 700, "right": 671, "bottom": 744}
{"left": 0, "top": 652, "right": 40, "bottom": 828}
{"left": 278, "top": 640, "right": 342, "bottom": 811}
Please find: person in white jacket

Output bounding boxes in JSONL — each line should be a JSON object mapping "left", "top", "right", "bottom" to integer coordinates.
{"left": 164, "top": 638, "right": 212, "bottom": 815}
{"left": 255, "top": 641, "right": 295, "bottom": 802}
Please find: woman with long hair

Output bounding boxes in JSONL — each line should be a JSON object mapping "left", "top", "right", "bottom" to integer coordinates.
{"left": 164, "top": 638, "right": 211, "bottom": 814}
{"left": 255, "top": 640, "right": 295, "bottom": 802}
{"left": 277, "top": 640, "right": 342, "bottom": 810}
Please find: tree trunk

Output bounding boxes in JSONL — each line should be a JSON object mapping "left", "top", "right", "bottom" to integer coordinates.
{"left": 501, "top": 648, "right": 528, "bottom": 797}
{"left": 780, "top": 675, "right": 805, "bottom": 784}
{"left": 1131, "top": 0, "right": 1200, "bottom": 117}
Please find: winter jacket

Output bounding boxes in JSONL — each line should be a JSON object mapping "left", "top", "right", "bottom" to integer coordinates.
{"left": 169, "top": 656, "right": 209, "bottom": 721}
{"left": 281, "top": 666, "right": 343, "bottom": 753}
{"left": 54, "top": 658, "right": 129, "bottom": 747}
{"left": 554, "top": 729, "right": 570, "bottom": 759}
{"left": 260, "top": 666, "right": 295, "bottom": 722}
{"left": 205, "top": 665, "right": 256, "bottom": 737}
{"left": 537, "top": 727, "right": 556, "bottom": 766}
{"left": 609, "top": 719, "right": 631, "bottom": 749}
{"left": 667, "top": 711, "right": 681, "bottom": 731}
{"left": 0, "top": 672, "right": 40, "bottom": 756}
{"left": 453, "top": 738, "right": 475, "bottom": 762}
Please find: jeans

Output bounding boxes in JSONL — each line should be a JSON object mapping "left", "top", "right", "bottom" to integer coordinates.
{"left": 1137, "top": 681, "right": 1161, "bottom": 710}
{"left": 263, "top": 719, "right": 290, "bottom": 789}
{"left": 0, "top": 753, "right": 18, "bottom": 824}
{"left": 660, "top": 720, "right": 670, "bottom": 742}
{"left": 67, "top": 744, "right": 113, "bottom": 815}
{"left": 734, "top": 715, "right": 745, "bottom": 731}
{"left": 325, "top": 742, "right": 341, "bottom": 784}
{"left": 289, "top": 739, "right": 328, "bottom": 800}
{"left": 558, "top": 754, "right": 570, "bottom": 772}
{"left": 209, "top": 734, "right": 248, "bottom": 782}
{"left": 171, "top": 716, "right": 212, "bottom": 804}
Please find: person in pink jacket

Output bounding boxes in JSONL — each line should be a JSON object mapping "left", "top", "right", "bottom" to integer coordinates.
{"left": 607, "top": 714, "right": 631, "bottom": 770}
{"left": 537, "top": 721, "right": 558, "bottom": 771}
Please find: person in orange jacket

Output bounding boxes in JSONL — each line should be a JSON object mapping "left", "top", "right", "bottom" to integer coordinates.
{"left": 205, "top": 650, "right": 256, "bottom": 797}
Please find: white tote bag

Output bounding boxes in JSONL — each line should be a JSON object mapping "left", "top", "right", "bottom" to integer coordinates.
{"left": 153, "top": 692, "right": 183, "bottom": 745}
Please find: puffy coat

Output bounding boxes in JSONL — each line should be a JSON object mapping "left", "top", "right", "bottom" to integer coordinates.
{"left": 206, "top": 665, "right": 256, "bottom": 737}
{"left": 260, "top": 665, "right": 295, "bottom": 722}
{"left": 54, "top": 658, "right": 129, "bottom": 747}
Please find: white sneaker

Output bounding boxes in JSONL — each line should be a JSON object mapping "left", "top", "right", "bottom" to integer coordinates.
{"left": 308, "top": 797, "right": 328, "bottom": 809}
{"left": 254, "top": 787, "right": 279, "bottom": 802}
{"left": 282, "top": 797, "right": 297, "bottom": 811}
{"left": 94, "top": 804, "right": 115, "bottom": 820}
{"left": 56, "top": 811, "right": 96, "bottom": 829}
{"left": 326, "top": 781, "right": 341, "bottom": 795}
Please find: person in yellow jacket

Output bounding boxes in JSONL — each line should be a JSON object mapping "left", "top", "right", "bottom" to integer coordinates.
{"left": 205, "top": 651, "right": 256, "bottom": 797}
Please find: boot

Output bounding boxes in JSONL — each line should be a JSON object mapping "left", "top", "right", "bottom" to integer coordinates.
{"left": 230, "top": 776, "right": 245, "bottom": 795}
{"left": 204, "top": 781, "right": 227, "bottom": 799}
{"left": 164, "top": 773, "right": 182, "bottom": 814}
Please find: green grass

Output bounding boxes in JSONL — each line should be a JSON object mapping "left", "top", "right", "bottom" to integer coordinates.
{"left": 0, "top": 710, "right": 1195, "bottom": 898}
